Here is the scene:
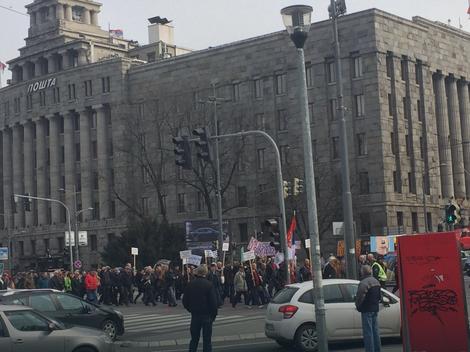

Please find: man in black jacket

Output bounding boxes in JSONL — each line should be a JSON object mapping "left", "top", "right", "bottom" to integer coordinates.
{"left": 355, "top": 265, "right": 382, "bottom": 352}
{"left": 183, "top": 264, "right": 218, "bottom": 352}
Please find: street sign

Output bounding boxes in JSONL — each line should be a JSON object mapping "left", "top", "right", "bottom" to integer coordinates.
{"left": 74, "top": 260, "right": 82, "bottom": 269}
{"left": 131, "top": 247, "right": 139, "bottom": 256}
{"left": 0, "top": 247, "right": 8, "bottom": 260}
{"left": 65, "top": 231, "right": 88, "bottom": 246}
{"left": 333, "top": 222, "right": 344, "bottom": 236}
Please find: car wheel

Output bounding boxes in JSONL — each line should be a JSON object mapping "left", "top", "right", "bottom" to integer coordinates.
{"left": 102, "top": 319, "right": 118, "bottom": 341}
{"left": 295, "top": 324, "right": 318, "bottom": 352}
{"left": 276, "top": 339, "right": 293, "bottom": 348}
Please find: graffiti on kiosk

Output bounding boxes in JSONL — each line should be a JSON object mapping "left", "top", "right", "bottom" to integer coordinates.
{"left": 409, "top": 289, "right": 458, "bottom": 324}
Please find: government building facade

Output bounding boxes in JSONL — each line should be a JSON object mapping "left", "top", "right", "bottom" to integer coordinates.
{"left": 1, "top": 0, "right": 469, "bottom": 270}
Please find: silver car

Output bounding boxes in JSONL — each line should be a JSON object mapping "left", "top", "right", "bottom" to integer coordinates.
{"left": 0, "top": 304, "right": 114, "bottom": 352}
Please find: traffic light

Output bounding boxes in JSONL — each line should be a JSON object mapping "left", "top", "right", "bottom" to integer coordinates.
{"left": 293, "top": 178, "right": 304, "bottom": 196}
{"left": 22, "top": 193, "right": 32, "bottom": 212}
{"left": 172, "top": 135, "right": 192, "bottom": 170}
{"left": 328, "top": 0, "right": 347, "bottom": 18}
{"left": 265, "top": 219, "right": 281, "bottom": 251}
{"left": 445, "top": 204, "right": 457, "bottom": 224}
{"left": 283, "top": 181, "right": 291, "bottom": 199}
{"left": 192, "top": 127, "right": 212, "bottom": 162}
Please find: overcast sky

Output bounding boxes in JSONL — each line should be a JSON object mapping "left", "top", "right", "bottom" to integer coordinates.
{"left": 1, "top": 0, "right": 469, "bottom": 85}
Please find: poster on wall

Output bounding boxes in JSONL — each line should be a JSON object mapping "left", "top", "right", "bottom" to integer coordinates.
{"left": 397, "top": 232, "right": 469, "bottom": 352}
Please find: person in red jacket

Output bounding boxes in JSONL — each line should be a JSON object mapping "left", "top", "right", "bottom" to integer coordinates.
{"left": 85, "top": 271, "right": 99, "bottom": 303}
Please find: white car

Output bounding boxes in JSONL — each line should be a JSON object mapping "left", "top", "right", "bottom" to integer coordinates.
{"left": 265, "top": 279, "right": 401, "bottom": 351}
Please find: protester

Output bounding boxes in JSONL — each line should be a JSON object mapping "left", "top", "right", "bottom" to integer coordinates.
{"left": 298, "top": 259, "right": 312, "bottom": 282}
{"left": 355, "top": 265, "right": 382, "bottom": 352}
{"left": 85, "top": 270, "right": 99, "bottom": 303}
{"left": 183, "top": 264, "right": 218, "bottom": 352}
{"left": 232, "top": 266, "right": 248, "bottom": 308}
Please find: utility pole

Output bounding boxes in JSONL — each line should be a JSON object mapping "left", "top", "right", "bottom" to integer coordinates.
{"left": 330, "top": 0, "right": 357, "bottom": 279}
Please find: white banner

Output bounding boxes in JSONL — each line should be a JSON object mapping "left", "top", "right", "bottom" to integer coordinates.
{"left": 180, "top": 250, "right": 192, "bottom": 259}
{"left": 187, "top": 255, "right": 202, "bottom": 266}
{"left": 222, "top": 242, "right": 230, "bottom": 252}
{"left": 204, "top": 250, "right": 218, "bottom": 259}
{"left": 241, "top": 250, "right": 256, "bottom": 262}
{"left": 295, "top": 241, "right": 302, "bottom": 250}
{"left": 305, "top": 239, "right": 311, "bottom": 249}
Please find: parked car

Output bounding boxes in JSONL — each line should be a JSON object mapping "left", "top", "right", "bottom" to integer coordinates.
{"left": 265, "top": 279, "right": 401, "bottom": 352}
{"left": 0, "top": 289, "right": 124, "bottom": 340}
{"left": 0, "top": 304, "right": 114, "bottom": 352}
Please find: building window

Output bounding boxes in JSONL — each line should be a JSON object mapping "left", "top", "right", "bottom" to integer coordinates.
{"left": 232, "top": 82, "right": 240, "bottom": 102}
{"left": 280, "top": 145, "right": 289, "bottom": 165}
{"left": 60, "top": 146, "right": 65, "bottom": 163}
{"left": 411, "top": 212, "right": 418, "bottom": 232}
{"left": 388, "top": 93, "right": 393, "bottom": 116}
{"left": 331, "top": 137, "right": 340, "bottom": 159}
{"left": 238, "top": 186, "right": 248, "bottom": 207}
{"left": 177, "top": 193, "right": 186, "bottom": 213}
{"left": 141, "top": 197, "right": 149, "bottom": 216}
{"left": 31, "top": 240, "right": 36, "bottom": 255}
{"left": 306, "top": 65, "right": 314, "bottom": 88}
{"left": 74, "top": 114, "right": 80, "bottom": 130}
{"left": 408, "top": 172, "right": 416, "bottom": 194}
{"left": 312, "top": 140, "right": 318, "bottom": 162}
{"left": 355, "top": 94, "right": 365, "bottom": 117}
{"left": 19, "top": 241, "right": 24, "bottom": 256}
{"left": 26, "top": 94, "right": 33, "bottom": 110}
{"left": 110, "top": 201, "right": 116, "bottom": 218}
{"left": 397, "top": 211, "right": 404, "bottom": 227}
{"left": 256, "top": 113, "right": 266, "bottom": 130}
{"left": 197, "top": 192, "right": 204, "bottom": 212}
{"left": 353, "top": 55, "right": 363, "bottom": 78}
{"left": 44, "top": 239, "right": 50, "bottom": 253}
{"left": 403, "top": 97, "right": 408, "bottom": 120}
{"left": 93, "top": 172, "right": 99, "bottom": 190}
{"left": 14, "top": 97, "right": 21, "bottom": 114}
{"left": 257, "top": 148, "right": 265, "bottom": 170}
{"left": 68, "top": 83, "right": 76, "bottom": 100}
{"left": 393, "top": 171, "right": 399, "bottom": 193}
{"left": 3, "top": 101, "right": 10, "bottom": 117}
{"left": 391, "top": 132, "right": 397, "bottom": 155}
{"left": 359, "top": 172, "right": 369, "bottom": 194}
{"left": 357, "top": 133, "right": 367, "bottom": 156}
{"left": 76, "top": 174, "right": 81, "bottom": 192}
{"left": 93, "top": 202, "right": 100, "bottom": 220}
{"left": 53, "top": 87, "right": 60, "bottom": 104}
{"left": 308, "top": 103, "right": 314, "bottom": 124}
{"left": 419, "top": 137, "right": 424, "bottom": 159}
{"left": 405, "top": 134, "right": 410, "bottom": 156}
{"left": 110, "top": 169, "right": 115, "bottom": 188}
{"left": 101, "top": 77, "right": 110, "bottom": 93}
{"left": 92, "top": 140, "right": 97, "bottom": 159}
{"left": 90, "top": 235, "right": 98, "bottom": 251}
{"left": 253, "top": 79, "right": 263, "bottom": 99}
{"left": 90, "top": 112, "right": 97, "bottom": 129}
{"left": 57, "top": 237, "right": 64, "bottom": 251}
{"left": 327, "top": 60, "right": 336, "bottom": 83}
{"left": 39, "top": 91, "right": 46, "bottom": 107}
{"left": 386, "top": 52, "right": 393, "bottom": 78}
{"left": 239, "top": 223, "right": 248, "bottom": 242}
{"left": 328, "top": 99, "right": 337, "bottom": 120}
{"left": 72, "top": 6, "right": 83, "bottom": 21}
{"left": 426, "top": 212, "right": 432, "bottom": 232}
{"left": 277, "top": 109, "right": 288, "bottom": 131}
{"left": 275, "top": 73, "right": 287, "bottom": 95}
{"left": 147, "top": 52, "right": 156, "bottom": 62}
{"left": 400, "top": 57, "right": 407, "bottom": 81}
{"left": 75, "top": 143, "right": 80, "bottom": 161}
{"left": 360, "top": 213, "right": 371, "bottom": 235}
{"left": 84, "top": 80, "right": 93, "bottom": 97}
{"left": 415, "top": 61, "right": 421, "bottom": 85}
{"left": 417, "top": 100, "right": 422, "bottom": 121}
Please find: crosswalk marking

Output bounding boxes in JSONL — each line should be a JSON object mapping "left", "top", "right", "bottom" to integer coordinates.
{"left": 123, "top": 313, "right": 264, "bottom": 334}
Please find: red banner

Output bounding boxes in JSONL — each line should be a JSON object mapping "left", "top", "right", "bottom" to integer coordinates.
{"left": 398, "top": 233, "right": 469, "bottom": 352}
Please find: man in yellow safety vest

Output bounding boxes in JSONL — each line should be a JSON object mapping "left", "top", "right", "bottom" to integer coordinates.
{"left": 371, "top": 255, "right": 387, "bottom": 289}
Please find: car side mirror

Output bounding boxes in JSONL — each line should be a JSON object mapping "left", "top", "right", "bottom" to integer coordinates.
{"left": 382, "top": 295, "right": 391, "bottom": 307}
{"left": 48, "top": 323, "right": 57, "bottom": 332}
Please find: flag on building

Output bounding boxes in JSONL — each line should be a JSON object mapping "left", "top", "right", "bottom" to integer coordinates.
{"left": 0, "top": 61, "right": 6, "bottom": 72}
{"left": 109, "top": 29, "right": 124, "bottom": 38}
{"left": 286, "top": 214, "right": 297, "bottom": 248}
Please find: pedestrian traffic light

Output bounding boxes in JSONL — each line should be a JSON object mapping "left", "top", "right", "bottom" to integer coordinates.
{"left": 445, "top": 203, "right": 457, "bottom": 224}
{"left": 22, "top": 194, "right": 32, "bottom": 212}
{"left": 192, "top": 127, "right": 212, "bottom": 162}
{"left": 283, "top": 181, "right": 291, "bottom": 199}
{"left": 293, "top": 178, "right": 304, "bottom": 196}
{"left": 172, "top": 135, "right": 192, "bottom": 170}
{"left": 264, "top": 219, "right": 281, "bottom": 251}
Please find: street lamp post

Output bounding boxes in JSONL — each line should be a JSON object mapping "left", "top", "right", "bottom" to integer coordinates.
{"left": 281, "top": 5, "right": 328, "bottom": 351}
{"left": 423, "top": 163, "right": 446, "bottom": 232}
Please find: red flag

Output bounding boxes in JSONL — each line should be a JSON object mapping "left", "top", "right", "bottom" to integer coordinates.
{"left": 286, "top": 215, "right": 297, "bottom": 248}
{"left": 0, "top": 61, "right": 6, "bottom": 72}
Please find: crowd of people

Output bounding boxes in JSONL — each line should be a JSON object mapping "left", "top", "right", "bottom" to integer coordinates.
{"left": 0, "top": 252, "right": 392, "bottom": 308}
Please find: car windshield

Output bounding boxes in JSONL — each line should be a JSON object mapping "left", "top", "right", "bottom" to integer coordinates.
{"left": 271, "top": 287, "right": 299, "bottom": 304}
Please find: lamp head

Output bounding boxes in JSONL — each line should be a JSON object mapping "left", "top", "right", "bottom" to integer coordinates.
{"left": 281, "top": 5, "right": 313, "bottom": 49}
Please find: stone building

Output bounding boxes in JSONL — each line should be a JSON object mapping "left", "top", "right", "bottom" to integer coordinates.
{"left": 1, "top": 0, "right": 469, "bottom": 270}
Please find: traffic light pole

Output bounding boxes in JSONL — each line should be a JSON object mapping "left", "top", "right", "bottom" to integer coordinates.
{"left": 14, "top": 194, "right": 73, "bottom": 272}
{"left": 210, "top": 130, "right": 290, "bottom": 284}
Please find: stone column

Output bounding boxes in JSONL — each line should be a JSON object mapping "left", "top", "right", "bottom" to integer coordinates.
{"left": 3, "top": 129, "right": 13, "bottom": 227}
{"left": 23, "top": 121, "right": 34, "bottom": 227}
{"left": 12, "top": 125, "right": 25, "bottom": 228}
{"left": 80, "top": 110, "right": 92, "bottom": 220}
{"left": 433, "top": 72, "right": 454, "bottom": 198}
{"left": 65, "top": 5, "right": 72, "bottom": 21}
{"left": 96, "top": 105, "right": 110, "bottom": 219}
{"left": 49, "top": 115, "right": 61, "bottom": 224}
{"left": 36, "top": 118, "right": 48, "bottom": 225}
{"left": 60, "top": 51, "right": 70, "bottom": 69}
{"left": 91, "top": 11, "right": 99, "bottom": 26}
{"left": 64, "top": 112, "right": 76, "bottom": 215}
{"left": 77, "top": 49, "right": 88, "bottom": 66}
{"left": 458, "top": 79, "right": 470, "bottom": 198}
{"left": 83, "top": 9, "right": 91, "bottom": 24}
{"left": 56, "top": 4, "right": 64, "bottom": 20}
{"left": 34, "top": 59, "right": 43, "bottom": 77}
{"left": 446, "top": 75, "right": 466, "bottom": 198}
{"left": 22, "top": 63, "right": 31, "bottom": 81}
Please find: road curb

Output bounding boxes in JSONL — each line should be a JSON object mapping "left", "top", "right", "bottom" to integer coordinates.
{"left": 117, "top": 333, "right": 268, "bottom": 348}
